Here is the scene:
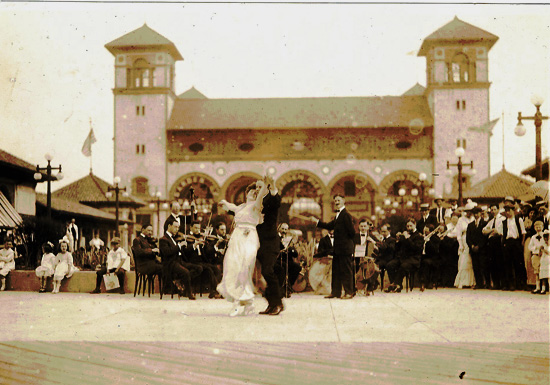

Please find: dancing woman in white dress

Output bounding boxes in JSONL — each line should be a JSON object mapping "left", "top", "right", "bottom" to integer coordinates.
{"left": 217, "top": 179, "right": 268, "bottom": 316}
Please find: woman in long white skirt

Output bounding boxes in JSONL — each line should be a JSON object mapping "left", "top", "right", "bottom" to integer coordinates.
{"left": 217, "top": 179, "right": 267, "bottom": 316}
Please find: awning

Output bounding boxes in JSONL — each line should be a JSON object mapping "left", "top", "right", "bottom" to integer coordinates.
{"left": 0, "top": 192, "right": 23, "bottom": 229}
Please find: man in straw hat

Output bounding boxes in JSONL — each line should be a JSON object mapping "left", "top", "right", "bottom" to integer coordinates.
{"left": 91, "top": 237, "right": 129, "bottom": 294}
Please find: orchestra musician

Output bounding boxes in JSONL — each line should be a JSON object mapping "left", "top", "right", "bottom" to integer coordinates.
{"left": 387, "top": 218, "right": 424, "bottom": 293}
{"left": 313, "top": 229, "right": 334, "bottom": 259}
{"left": 419, "top": 223, "right": 442, "bottom": 291}
{"left": 185, "top": 221, "right": 222, "bottom": 299}
{"left": 374, "top": 224, "right": 396, "bottom": 287}
{"left": 163, "top": 188, "right": 198, "bottom": 237}
{"left": 159, "top": 221, "right": 202, "bottom": 300}
{"left": 275, "top": 223, "right": 302, "bottom": 298}
{"left": 205, "top": 222, "right": 229, "bottom": 268}
{"left": 132, "top": 223, "right": 163, "bottom": 277}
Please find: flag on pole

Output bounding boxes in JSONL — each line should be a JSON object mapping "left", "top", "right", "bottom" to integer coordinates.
{"left": 81, "top": 128, "right": 97, "bottom": 157}
{"left": 468, "top": 118, "right": 499, "bottom": 136}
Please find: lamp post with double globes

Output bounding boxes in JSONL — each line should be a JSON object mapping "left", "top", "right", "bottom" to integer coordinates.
{"left": 515, "top": 95, "right": 548, "bottom": 181}
{"left": 446, "top": 146, "right": 474, "bottom": 207}
{"left": 105, "top": 176, "right": 128, "bottom": 236}
{"left": 33, "top": 153, "right": 64, "bottom": 220}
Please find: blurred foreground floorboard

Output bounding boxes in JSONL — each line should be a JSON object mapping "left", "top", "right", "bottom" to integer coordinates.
{"left": 0, "top": 341, "right": 548, "bottom": 385}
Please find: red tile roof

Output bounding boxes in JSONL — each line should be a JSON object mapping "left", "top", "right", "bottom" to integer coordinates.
{"left": 402, "top": 83, "right": 426, "bottom": 96}
{"left": 464, "top": 169, "right": 532, "bottom": 199}
{"left": 52, "top": 173, "right": 145, "bottom": 207}
{"left": 418, "top": 17, "right": 498, "bottom": 56}
{"left": 0, "top": 148, "right": 37, "bottom": 173}
{"left": 105, "top": 24, "right": 183, "bottom": 61}
{"left": 167, "top": 95, "right": 433, "bottom": 130}
{"left": 36, "top": 194, "right": 132, "bottom": 223}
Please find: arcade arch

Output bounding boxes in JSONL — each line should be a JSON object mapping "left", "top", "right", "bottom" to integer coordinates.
{"left": 276, "top": 170, "right": 326, "bottom": 233}
{"left": 221, "top": 172, "right": 262, "bottom": 205}
{"left": 169, "top": 173, "right": 220, "bottom": 216}
{"left": 327, "top": 171, "right": 378, "bottom": 220}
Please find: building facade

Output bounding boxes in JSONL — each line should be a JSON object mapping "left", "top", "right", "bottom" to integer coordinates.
{"left": 105, "top": 18, "right": 498, "bottom": 236}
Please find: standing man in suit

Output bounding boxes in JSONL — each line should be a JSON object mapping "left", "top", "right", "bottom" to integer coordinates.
{"left": 417, "top": 203, "right": 432, "bottom": 234}
{"left": 466, "top": 206, "right": 487, "bottom": 288}
{"left": 429, "top": 197, "right": 448, "bottom": 226}
{"left": 496, "top": 198, "right": 527, "bottom": 291}
{"left": 482, "top": 204, "right": 503, "bottom": 289}
{"left": 159, "top": 221, "right": 201, "bottom": 300}
{"left": 163, "top": 201, "right": 197, "bottom": 236}
{"left": 311, "top": 194, "right": 356, "bottom": 299}
{"left": 256, "top": 175, "right": 285, "bottom": 316}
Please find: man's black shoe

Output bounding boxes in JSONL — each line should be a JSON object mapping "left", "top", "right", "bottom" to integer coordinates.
{"left": 324, "top": 294, "right": 340, "bottom": 299}
{"left": 90, "top": 288, "right": 101, "bottom": 294}
{"left": 259, "top": 306, "right": 274, "bottom": 315}
{"left": 268, "top": 305, "right": 284, "bottom": 315}
{"left": 341, "top": 293, "right": 355, "bottom": 299}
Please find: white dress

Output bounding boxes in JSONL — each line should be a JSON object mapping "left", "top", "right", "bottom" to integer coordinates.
{"left": 217, "top": 201, "right": 261, "bottom": 303}
{"left": 53, "top": 252, "right": 78, "bottom": 280}
{"left": 35, "top": 253, "right": 57, "bottom": 277}
{"left": 453, "top": 216, "right": 476, "bottom": 288}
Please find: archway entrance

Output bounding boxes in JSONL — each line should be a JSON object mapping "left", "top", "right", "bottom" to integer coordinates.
{"left": 276, "top": 171, "right": 325, "bottom": 239}
{"left": 170, "top": 173, "right": 220, "bottom": 222}
{"left": 328, "top": 172, "right": 377, "bottom": 222}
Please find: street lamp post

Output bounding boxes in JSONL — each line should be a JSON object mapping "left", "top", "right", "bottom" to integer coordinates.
{"left": 418, "top": 172, "right": 427, "bottom": 203}
{"left": 149, "top": 191, "right": 170, "bottom": 237}
{"left": 33, "top": 153, "right": 64, "bottom": 219}
{"left": 447, "top": 147, "right": 473, "bottom": 207}
{"left": 105, "top": 176, "right": 128, "bottom": 236}
{"left": 515, "top": 95, "right": 548, "bottom": 181}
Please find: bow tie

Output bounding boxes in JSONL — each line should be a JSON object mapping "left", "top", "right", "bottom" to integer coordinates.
{"left": 360, "top": 233, "right": 367, "bottom": 237}
{"left": 334, "top": 209, "right": 342, "bottom": 213}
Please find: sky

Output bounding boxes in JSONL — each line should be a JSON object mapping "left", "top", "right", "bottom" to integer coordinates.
{"left": 1, "top": 1, "right": 549, "bottom": 194}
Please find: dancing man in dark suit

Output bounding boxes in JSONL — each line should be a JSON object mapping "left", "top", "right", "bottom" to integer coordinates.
{"left": 256, "top": 175, "right": 285, "bottom": 315}
{"left": 311, "top": 194, "right": 356, "bottom": 299}
{"left": 159, "top": 221, "right": 202, "bottom": 300}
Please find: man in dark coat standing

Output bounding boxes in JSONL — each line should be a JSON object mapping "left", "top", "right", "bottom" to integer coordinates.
{"left": 256, "top": 175, "right": 284, "bottom": 316}
{"left": 312, "top": 194, "right": 356, "bottom": 299}
{"left": 466, "top": 206, "right": 487, "bottom": 288}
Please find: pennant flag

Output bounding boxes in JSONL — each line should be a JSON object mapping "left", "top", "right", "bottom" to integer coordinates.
{"left": 81, "top": 128, "right": 97, "bottom": 157}
{"left": 468, "top": 118, "right": 499, "bottom": 136}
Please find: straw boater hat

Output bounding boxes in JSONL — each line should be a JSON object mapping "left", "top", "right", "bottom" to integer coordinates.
{"left": 420, "top": 203, "right": 430, "bottom": 211}
{"left": 464, "top": 202, "right": 477, "bottom": 211}
{"left": 434, "top": 195, "right": 444, "bottom": 203}
{"left": 110, "top": 237, "right": 121, "bottom": 244}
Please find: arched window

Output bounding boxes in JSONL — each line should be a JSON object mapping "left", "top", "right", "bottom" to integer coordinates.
{"left": 451, "top": 53, "right": 470, "bottom": 83}
{"left": 129, "top": 59, "right": 153, "bottom": 88}
{"left": 132, "top": 177, "right": 149, "bottom": 196}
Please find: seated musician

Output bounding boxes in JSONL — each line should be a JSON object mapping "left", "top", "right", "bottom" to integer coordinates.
{"left": 132, "top": 223, "right": 163, "bottom": 277}
{"left": 163, "top": 201, "right": 197, "bottom": 236}
{"left": 387, "top": 218, "right": 424, "bottom": 293}
{"left": 204, "top": 222, "right": 229, "bottom": 269}
{"left": 374, "top": 224, "right": 397, "bottom": 284}
{"left": 313, "top": 229, "right": 334, "bottom": 259}
{"left": 419, "top": 223, "right": 442, "bottom": 291}
{"left": 274, "top": 223, "right": 301, "bottom": 298}
{"left": 185, "top": 221, "right": 222, "bottom": 299}
{"left": 353, "top": 219, "right": 375, "bottom": 268}
{"left": 159, "top": 221, "right": 202, "bottom": 300}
